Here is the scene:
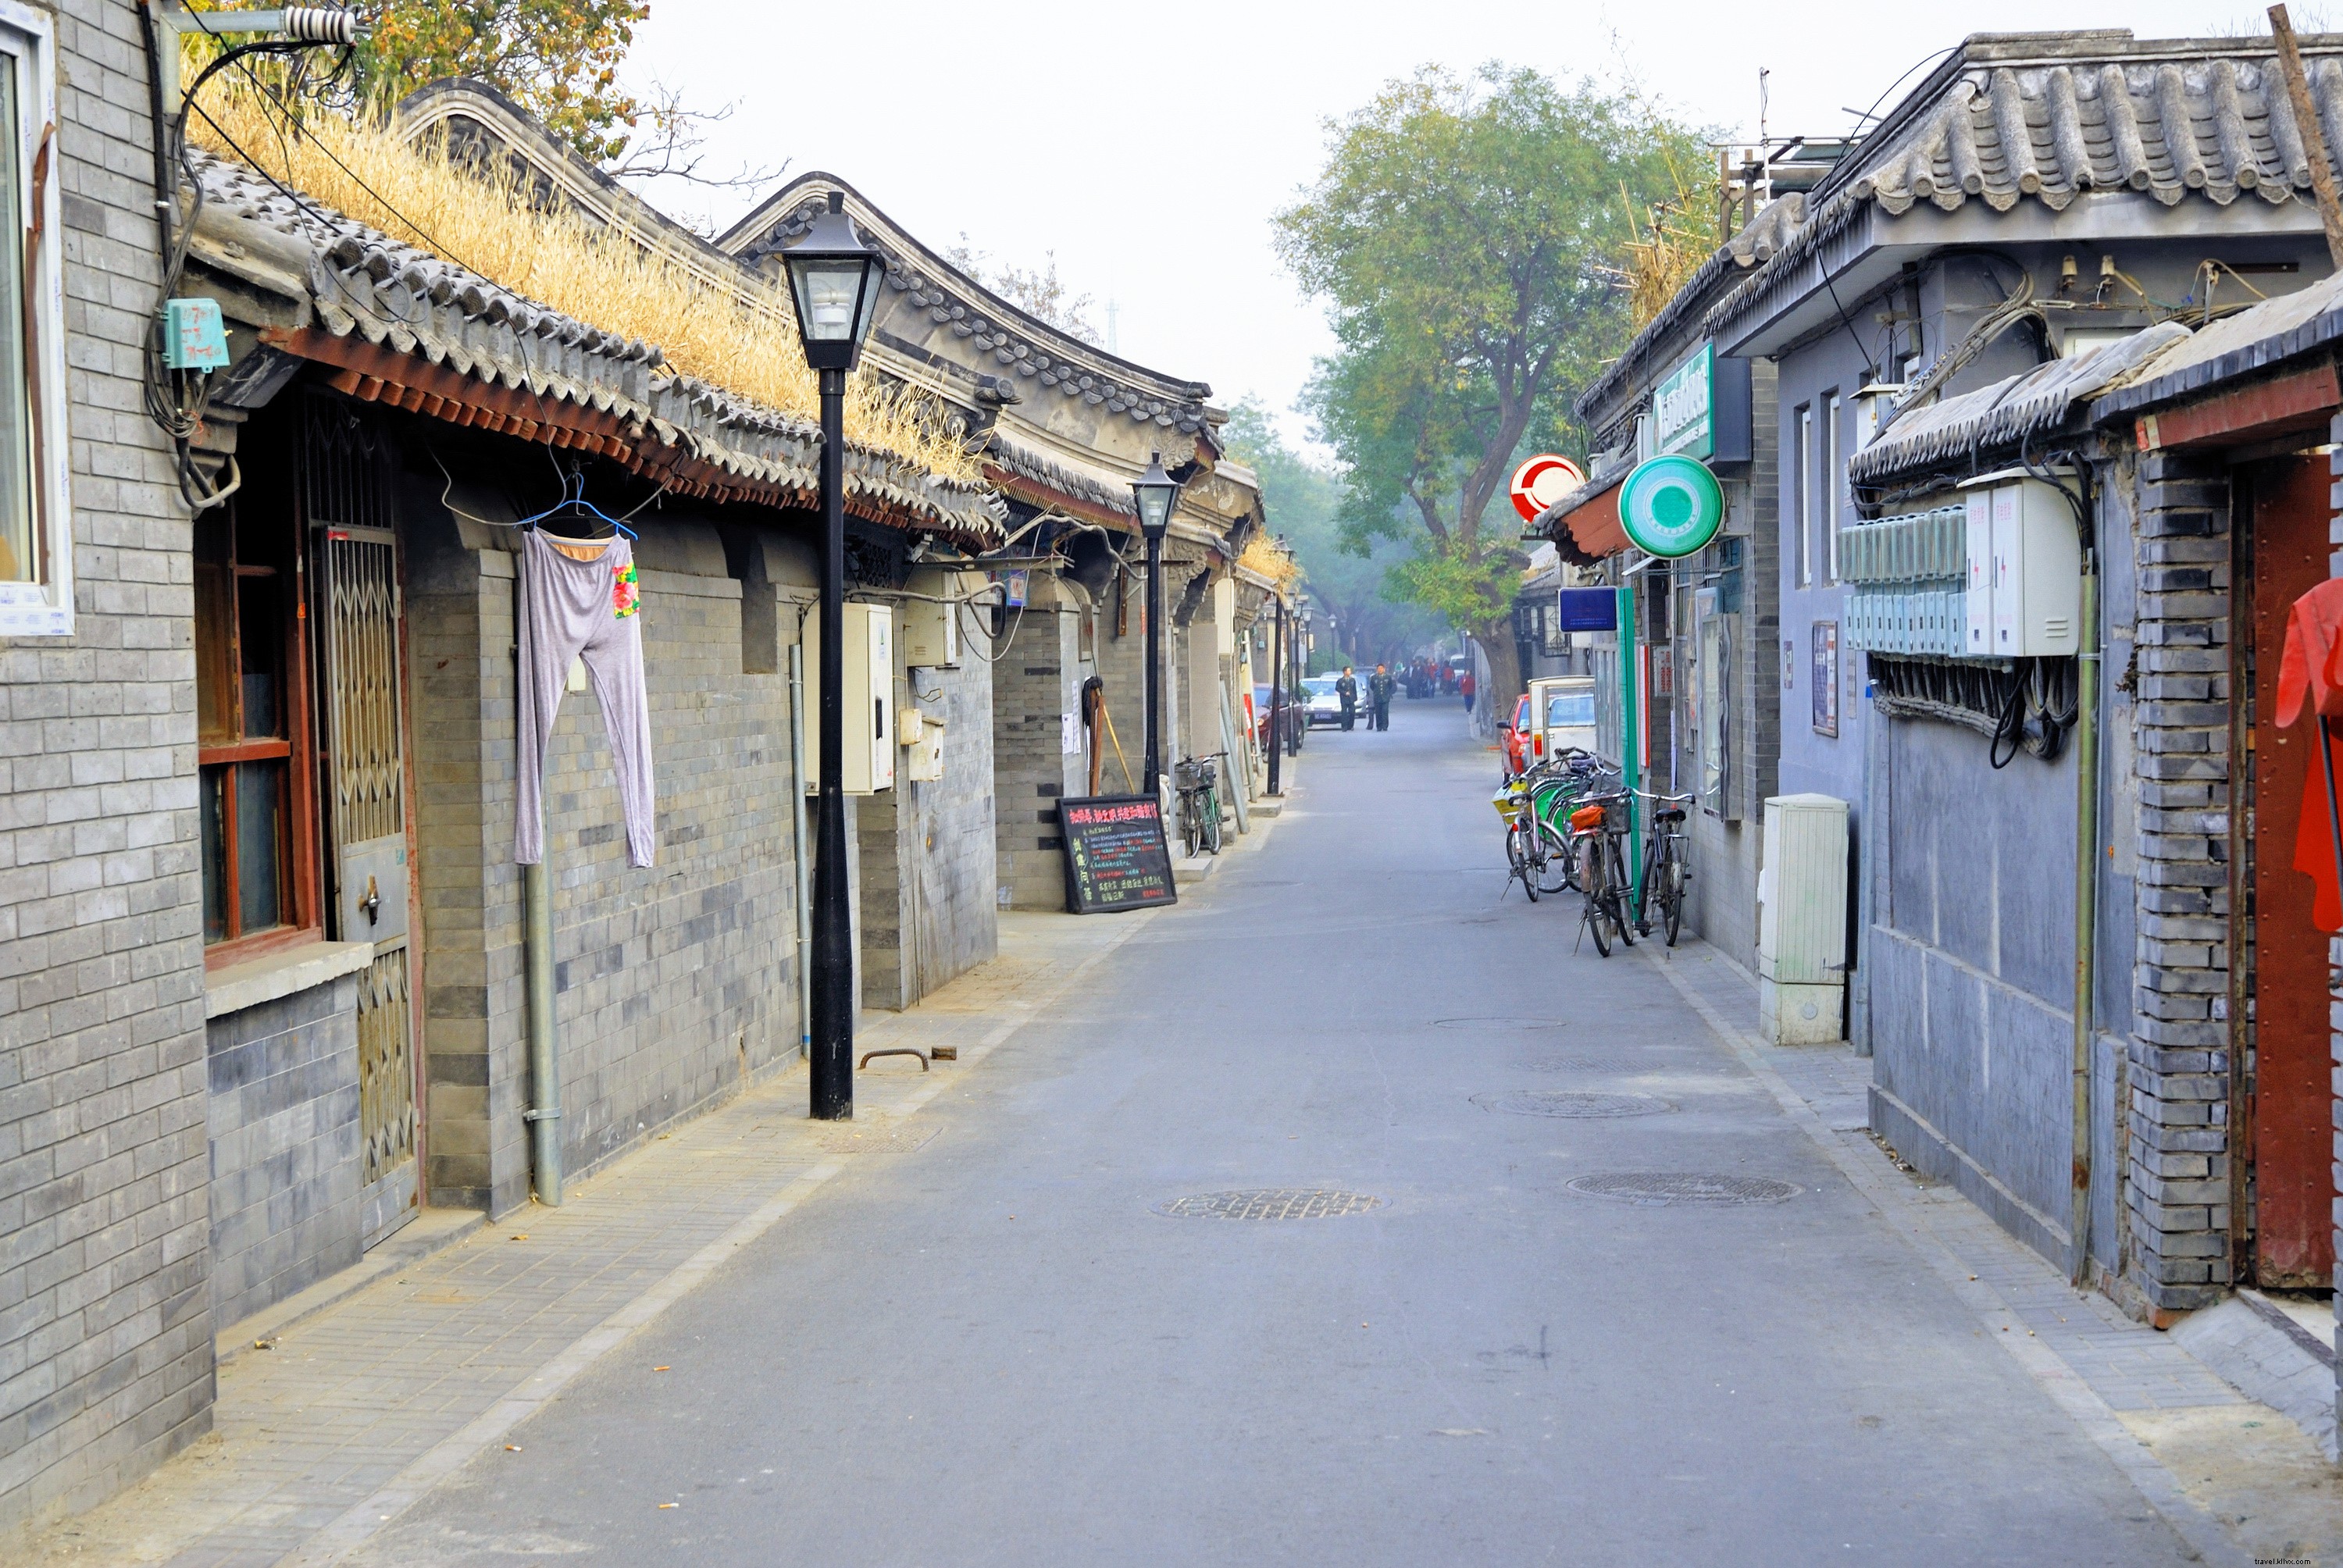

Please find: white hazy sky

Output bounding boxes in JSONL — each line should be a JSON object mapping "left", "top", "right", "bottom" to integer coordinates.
{"left": 629, "top": 2, "right": 2305, "bottom": 451}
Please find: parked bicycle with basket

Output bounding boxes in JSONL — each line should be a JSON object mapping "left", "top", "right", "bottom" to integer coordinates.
{"left": 1632, "top": 788, "right": 1695, "bottom": 946}
{"left": 1568, "top": 787, "right": 1636, "bottom": 957}
{"left": 1175, "top": 753, "right": 1225, "bottom": 857}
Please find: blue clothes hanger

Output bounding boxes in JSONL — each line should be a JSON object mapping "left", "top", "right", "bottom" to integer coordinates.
{"left": 515, "top": 469, "right": 637, "bottom": 539}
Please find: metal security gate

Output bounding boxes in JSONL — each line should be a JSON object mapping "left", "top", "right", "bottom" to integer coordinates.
{"left": 306, "top": 397, "right": 419, "bottom": 1249}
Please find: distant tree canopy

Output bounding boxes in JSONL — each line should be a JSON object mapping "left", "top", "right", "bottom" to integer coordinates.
{"left": 1275, "top": 63, "right": 1707, "bottom": 701}
{"left": 1217, "top": 400, "right": 1439, "bottom": 669}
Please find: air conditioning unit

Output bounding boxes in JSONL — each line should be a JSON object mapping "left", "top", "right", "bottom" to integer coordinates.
{"left": 1756, "top": 793, "right": 1849, "bottom": 1044}
{"left": 800, "top": 601, "right": 895, "bottom": 794}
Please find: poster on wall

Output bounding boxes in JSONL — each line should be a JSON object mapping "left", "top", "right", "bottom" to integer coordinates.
{"left": 1812, "top": 621, "right": 1840, "bottom": 738}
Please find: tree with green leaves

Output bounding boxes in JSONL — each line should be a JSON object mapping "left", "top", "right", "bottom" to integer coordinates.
{"left": 1276, "top": 63, "right": 1706, "bottom": 707}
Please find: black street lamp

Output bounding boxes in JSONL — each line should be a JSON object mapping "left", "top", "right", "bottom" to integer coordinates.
{"left": 1132, "top": 451, "right": 1182, "bottom": 796}
{"left": 782, "top": 191, "right": 886, "bottom": 1123}
{"left": 1267, "top": 565, "right": 1286, "bottom": 796}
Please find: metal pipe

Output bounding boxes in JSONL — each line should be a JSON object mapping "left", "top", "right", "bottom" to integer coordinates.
{"left": 789, "top": 639, "right": 812, "bottom": 1060}
{"left": 810, "top": 365, "right": 854, "bottom": 1121}
{"left": 522, "top": 857, "right": 562, "bottom": 1206}
{"left": 2069, "top": 563, "right": 2102, "bottom": 1285}
{"left": 1143, "top": 532, "right": 1164, "bottom": 796}
{"left": 1267, "top": 597, "right": 1284, "bottom": 796}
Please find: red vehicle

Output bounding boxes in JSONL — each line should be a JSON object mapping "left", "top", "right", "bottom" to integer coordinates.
{"left": 1502, "top": 693, "right": 1533, "bottom": 778}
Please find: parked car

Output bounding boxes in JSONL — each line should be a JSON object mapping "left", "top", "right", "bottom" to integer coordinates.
{"left": 1251, "top": 683, "right": 1304, "bottom": 752}
{"left": 1502, "top": 693, "right": 1533, "bottom": 777}
{"left": 1303, "top": 674, "right": 1347, "bottom": 729}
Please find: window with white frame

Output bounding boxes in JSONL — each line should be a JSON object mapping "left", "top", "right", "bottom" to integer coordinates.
{"left": 1822, "top": 390, "right": 1842, "bottom": 583}
{"left": 0, "top": 5, "right": 65, "bottom": 638}
{"left": 1794, "top": 404, "right": 1813, "bottom": 586}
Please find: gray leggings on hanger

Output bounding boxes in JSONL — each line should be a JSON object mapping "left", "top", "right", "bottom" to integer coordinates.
{"left": 515, "top": 529, "right": 656, "bottom": 868}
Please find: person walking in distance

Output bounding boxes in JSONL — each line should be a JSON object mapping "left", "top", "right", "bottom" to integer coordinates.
{"left": 1460, "top": 668, "right": 1476, "bottom": 715}
{"left": 1368, "top": 662, "right": 1395, "bottom": 732}
{"left": 1336, "top": 665, "right": 1359, "bottom": 732}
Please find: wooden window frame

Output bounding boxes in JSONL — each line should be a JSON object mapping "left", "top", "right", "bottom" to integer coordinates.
{"left": 198, "top": 503, "right": 322, "bottom": 968}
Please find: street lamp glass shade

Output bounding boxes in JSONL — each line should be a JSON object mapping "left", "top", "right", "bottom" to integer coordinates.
{"left": 782, "top": 192, "right": 885, "bottom": 372}
{"left": 1131, "top": 451, "right": 1180, "bottom": 541}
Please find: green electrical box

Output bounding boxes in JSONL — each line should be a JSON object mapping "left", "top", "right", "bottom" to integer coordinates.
{"left": 163, "top": 297, "right": 229, "bottom": 371}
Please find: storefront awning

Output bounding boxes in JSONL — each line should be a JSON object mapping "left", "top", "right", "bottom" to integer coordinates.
{"left": 1532, "top": 469, "right": 1628, "bottom": 565}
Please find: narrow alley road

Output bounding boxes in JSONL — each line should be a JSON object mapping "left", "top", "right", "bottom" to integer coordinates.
{"left": 349, "top": 700, "right": 2230, "bottom": 1565}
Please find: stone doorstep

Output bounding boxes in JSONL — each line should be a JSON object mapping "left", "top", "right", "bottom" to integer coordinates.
{"left": 2168, "top": 1290, "right": 2341, "bottom": 1461}
{"left": 215, "top": 1206, "right": 487, "bottom": 1367}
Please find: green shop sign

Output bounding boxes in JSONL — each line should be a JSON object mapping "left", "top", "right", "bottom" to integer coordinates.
{"left": 1619, "top": 454, "right": 1725, "bottom": 558}
{"left": 1652, "top": 342, "right": 1715, "bottom": 458}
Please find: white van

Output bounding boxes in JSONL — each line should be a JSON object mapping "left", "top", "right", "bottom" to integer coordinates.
{"left": 1528, "top": 676, "right": 1597, "bottom": 763}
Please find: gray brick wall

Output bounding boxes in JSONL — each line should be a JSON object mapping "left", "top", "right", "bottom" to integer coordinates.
{"left": 0, "top": 0, "right": 219, "bottom": 1536}
{"left": 203, "top": 979, "right": 361, "bottom": 1328}
{"left": 862, "top": 647, "right": 995, "bottom": 1007}
{"left": 990, "top": 608, "right": 1081, "bottom": 911}
{"left": 2124, "top": 449, "right": 2234, "bottom": 1314}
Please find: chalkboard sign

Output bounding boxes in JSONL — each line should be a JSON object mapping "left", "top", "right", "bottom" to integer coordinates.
{"left": 1059, "top": 794, "right": 1179, "bottom": 914}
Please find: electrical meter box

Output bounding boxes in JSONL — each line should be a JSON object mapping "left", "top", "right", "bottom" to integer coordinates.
{"left": 1756, "top": 793, "right": 1849, "bottom": 1044}
{"left": 800, "top": 602, "right": 895, "bottom": 794}
{"left": 1960, "top": 474, "right": 2081, "bottom": 658}
{"left": 899, "top": 570, "right": 967, "bottom": 668}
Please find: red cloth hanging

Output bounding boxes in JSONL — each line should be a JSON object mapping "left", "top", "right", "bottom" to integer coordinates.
{"left": 2280, "top": 579, "right": 2343, "bottom": 931}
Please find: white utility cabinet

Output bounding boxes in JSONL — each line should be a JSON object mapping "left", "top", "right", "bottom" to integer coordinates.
{"left": 1756, "top": 793, "right": 1849, "bottom": 1045}
{"left": 800, "top": 601, "right": 895, "bottom": 794}
{"left": 898, "top": 570, "right": 965, "bottom": 668}
{"left": 1960, "top": 473, "right": 2081, "bottom": 658}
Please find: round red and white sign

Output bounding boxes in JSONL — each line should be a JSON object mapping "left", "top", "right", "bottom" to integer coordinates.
{"left": 1510, "top": 454, "right": 1587, "bottom": 524}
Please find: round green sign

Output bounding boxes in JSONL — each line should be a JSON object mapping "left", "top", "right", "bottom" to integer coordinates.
{"left": 1619, "top": 454, "right": 1725, "bottom": 558}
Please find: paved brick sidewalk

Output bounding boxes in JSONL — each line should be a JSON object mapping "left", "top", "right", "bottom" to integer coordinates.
{"left": 16, "top": 910, "right": 1157, "bottom": 1568}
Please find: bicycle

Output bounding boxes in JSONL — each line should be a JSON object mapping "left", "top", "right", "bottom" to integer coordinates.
{"left": 1632, "top": 789, "right": 1695, "bottom": 946}
{"left": 1175, "top": 753, "right": 1225, "bottom": 857}
{"left": 1568, "top": 789, "right": 1636, "bottom": 957}
{"left": 1494, "top": 774, "right": 1544, "bottom": 901}
{"left": 1524, "top": 750, "right": 1599, "bottom": 894}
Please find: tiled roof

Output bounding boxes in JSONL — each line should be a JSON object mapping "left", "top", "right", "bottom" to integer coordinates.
{"left": 1847, "top": 321, "right": 2190, "bottom": 485}
{"left": 2092, "top": 266, "right": 2343, "bottom": 417}
{"left": 1706, "top": 33, "right": 2343, "bottom": 342}
{"left": 187, "top": 151, "right": 1002, "bottom": 541}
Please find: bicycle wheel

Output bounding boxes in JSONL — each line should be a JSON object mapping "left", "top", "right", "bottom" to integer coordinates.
{"left": 1578, "top": 838, "right": 1610, "bottom": 956}
{"left": 1203, "top": 796, "right": 1223, "bottom": 854}
{"left": 1608, "top": 839, "right": 1635, "bottom": 946}
{"left": 1181, "top": 796, "right": 1200, "bottom": 857}
{"left": 1535, "top": 825, "right": 1574, "bottom": 893}
{"left": 1507, "top": 823, "right": 1536, "bottom": 901}
{"left": 1661, "top": 847, "right": 1685, "bottom": 946}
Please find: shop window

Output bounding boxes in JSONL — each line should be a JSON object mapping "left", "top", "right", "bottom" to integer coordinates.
{"left": 194, "top": 504, "right": 317, "bottom": 957}
{"left": 0, "top": 13, "right": 65, "bottom": 636}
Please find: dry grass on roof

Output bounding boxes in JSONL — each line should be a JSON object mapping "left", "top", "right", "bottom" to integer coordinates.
{"left": 191, "top": 91, "right": 982, "bottom": 488}
{"left": 1236, "top": 531, "right": 1300, "bottom": 591}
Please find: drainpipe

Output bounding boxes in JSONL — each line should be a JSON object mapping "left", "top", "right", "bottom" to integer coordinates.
{"left": 514, "top": 569, "right": 562, "bottom": 1209}
{"left": 1617, "top": 582, "right": 1642, "bottom": 905}
{"left": 2069, "top": 558, "right": 2102, "bottom": 1286}
{"left": 790, "top": 640, "right": 813, "bottom": 1059}
{"left": 522, "top": 859, "right": 563, "bottom": 1206}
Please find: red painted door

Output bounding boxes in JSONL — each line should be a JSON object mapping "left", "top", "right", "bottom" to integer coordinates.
{"left": 2245, "top": 453, "right": 2335, "bottom": 1286}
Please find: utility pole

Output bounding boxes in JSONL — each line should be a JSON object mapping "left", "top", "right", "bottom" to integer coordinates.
{"left": 2270, "top": 5, "right": 2343, "bottom": 267}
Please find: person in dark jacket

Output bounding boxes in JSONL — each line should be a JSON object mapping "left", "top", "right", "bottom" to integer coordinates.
{"left": 1336, "top": 666, "right": 1358, "bottom": 731}
{"left": 1368, "top": 664, "right": 1395, "bottom": 731}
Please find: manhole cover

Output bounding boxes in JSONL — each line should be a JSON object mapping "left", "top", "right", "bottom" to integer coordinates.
{"left": 816, "top": 1124, "right": 937, "bottom": 1155}
{"left": 1567, "top": 1172, "right": 1799, "bottom": 1206}
{"left": 1154, "top": 1189, "right": 1384, "bottom": 1220}
{"left": 1432, "top": 1017, "right": 1567, "bottom": 1032}
{"left": 1476, "top": 1090, "right": 1672, "bottom": 1118}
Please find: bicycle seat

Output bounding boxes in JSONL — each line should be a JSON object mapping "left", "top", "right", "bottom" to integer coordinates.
{"left": 1656, "top": 808, "right": 1686, "bottom": 823}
